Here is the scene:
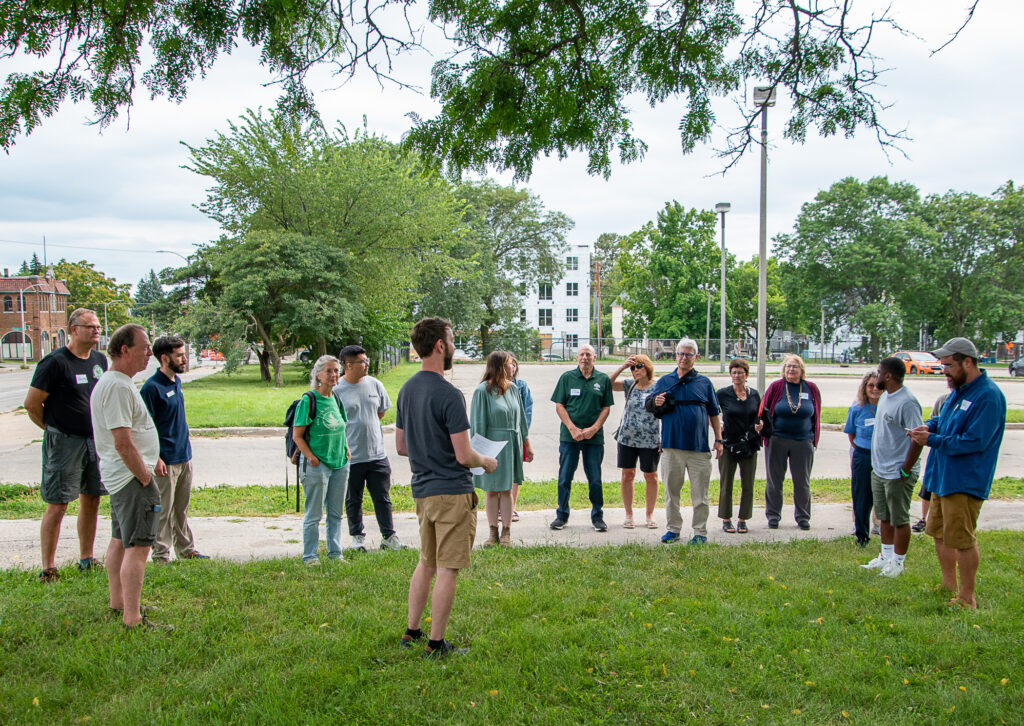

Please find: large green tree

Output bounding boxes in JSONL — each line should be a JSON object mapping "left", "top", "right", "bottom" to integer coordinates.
{"left": 2, "top": 1, "right": 977, "bottom": 171}
{"left": 775, "top": 176, "right": 926, "bottom": 360}
{"left": 591, "top": 232, "right": 624, "bottom": 339}
{"left": 51, "top": 259, "right": 134, "bottom": 331}
{"left": 729, "top": 256, "right": 785, "bottom": 348}
{"left": 184, "top": 109, "right": 463, "bottom": 380}
{"left": 415, "top": 179, "right": 571, "bottom": 350}
{"left": 616, "top": 201, "right": 719, "bottom": 341}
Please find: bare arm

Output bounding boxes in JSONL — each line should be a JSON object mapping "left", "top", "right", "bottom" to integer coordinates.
{"left": 292, "top": 424, "right": 319, "bottom": 467}
{"left": 902, "top": 440, "right": 924, "bottom": 475}
{"left": 710, "top": 414, "right": 724, "bottom": 459}
{"left": 555, "top": 403, "right": 583, "bottom": 441}
{"left": 396, "top": 427, "right": 408, "bottom": 457}
{"left": 23, "top": 386, "right": 48, "bottom": 429}
{"left": 847, "top": 433, "right": 856, "bottom": 448}
{"left": 583, "top": 406, "right": 611, "bottom": 438}
{"left": 608, "top": 357, "right": 636, "bottom": 391}
{"left": 111, "top": 427, "right": 153, "bottom": 485}
{"left": 450, "top": 430, "right": 497, "bottom": 472}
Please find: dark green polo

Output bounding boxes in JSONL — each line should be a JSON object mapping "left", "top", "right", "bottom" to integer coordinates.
{"left": 550, "top": 367, "right": 615, "bottom": 445}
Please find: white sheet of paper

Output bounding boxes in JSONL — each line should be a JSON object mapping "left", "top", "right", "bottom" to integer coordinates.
{"left": 469, "top": 434, "right": 508, "bottom": 475}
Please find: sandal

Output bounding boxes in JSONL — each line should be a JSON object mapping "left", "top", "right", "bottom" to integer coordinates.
{"left": 39, "top": 568, "right": 60, "bottom": 583}
{"left": 511, "top": 511, "right": 520, "bottom": 522}
{"left": 737, "top": 520, "right": 748, "bottom": 534}
{"left": 623, "top": 518, "right": 635, "bottom": 529}
{"left": 722, "top": 520, "right": 736, "bottom": 533}
{"left": 646, "top": 520, "right": 657, "bottom": 529}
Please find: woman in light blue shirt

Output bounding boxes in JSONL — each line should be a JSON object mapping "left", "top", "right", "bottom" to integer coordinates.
{"left": 843, "top": 372, "right": 880, "bottom": 547}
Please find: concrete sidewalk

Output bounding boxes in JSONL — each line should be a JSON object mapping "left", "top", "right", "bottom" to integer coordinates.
{"left": 4, "top": 501, "right": 1023, "bottom": 571}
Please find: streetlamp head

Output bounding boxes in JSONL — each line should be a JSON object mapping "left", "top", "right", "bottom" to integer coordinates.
{"left": 753, "top": 86, "right": 777, "bottom": 107}
{"left": 715, "top": 202, "right": 731, "bottom": 214}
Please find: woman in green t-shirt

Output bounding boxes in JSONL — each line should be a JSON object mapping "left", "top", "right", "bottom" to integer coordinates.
{"left": 293, "top": 355, "right": 349, "bottom": 564}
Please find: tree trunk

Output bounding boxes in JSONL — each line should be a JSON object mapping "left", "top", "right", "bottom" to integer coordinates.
{"left": 252, "top": 317, "right": 283, "bottom": 386}
{"left": 317, "top": 337, "right": 327, "bottom": 357}
{"left": 257, "top": 349, "right": 271, "bottom": 382}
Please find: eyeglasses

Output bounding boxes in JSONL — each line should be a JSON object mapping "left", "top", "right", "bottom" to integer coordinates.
{"left": 348, "top": 359, "right": 369, "bottom": 366}
{"left": 74, "top": 325, "right": 103, "bottom": 331}
{"left": 676, "top": 352, "right": 696, "bottom": 359}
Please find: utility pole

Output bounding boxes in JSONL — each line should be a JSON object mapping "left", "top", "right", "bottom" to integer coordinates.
{"left": 753, "top": 85, "right": 776, "bottom": 393}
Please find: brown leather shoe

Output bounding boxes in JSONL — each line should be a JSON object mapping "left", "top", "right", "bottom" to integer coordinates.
{"left": 499, "top": 526, "right": 511, "bottom": 547}
{"left": 484, "top": 525, "right": 499, "bottom": 547}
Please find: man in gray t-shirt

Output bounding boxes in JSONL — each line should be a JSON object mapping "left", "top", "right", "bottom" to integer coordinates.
{"left": 860, "top": 357, "right": 924, "bottom": 579}
{"left": 396, "top": 317, "right": 496, "bottom": 658}
{"left": 334, "top": 345, "right": 404, "bottom": 552}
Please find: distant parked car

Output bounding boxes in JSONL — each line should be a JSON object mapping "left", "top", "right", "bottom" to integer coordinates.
{"left": 892, "top": 351, "right": 943, "bottom": 375}
{"left": 452, "top": 348, "right": 481, "bottom": 361}
{"left": 1010, "top": 358, "right": 1024, "bottom": 377}
{"left": 541, "top": 351, "right": 565, "bottom": 361}
{"left": 298, "top": 349, "right": 312, "bottom": 363}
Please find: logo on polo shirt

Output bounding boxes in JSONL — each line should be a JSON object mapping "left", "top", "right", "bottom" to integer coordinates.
{"left": 593, "top": 382, "right": 601, "bottom": 391}
{"left": 93, "top": 365, "right": 104, "bottom": 379}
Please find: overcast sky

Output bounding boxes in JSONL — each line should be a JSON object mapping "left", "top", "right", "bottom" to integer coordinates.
{"left": 2, "top": 1, "right": 1021, "bottom": 293}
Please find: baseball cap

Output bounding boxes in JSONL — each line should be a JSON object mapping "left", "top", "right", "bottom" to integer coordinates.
{"left": 932, "top": 337, "right": 979, "bottom": 359}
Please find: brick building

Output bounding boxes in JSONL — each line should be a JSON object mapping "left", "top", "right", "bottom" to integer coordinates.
{"left": 1, "top": 268, "right": 71, "bottom": 362}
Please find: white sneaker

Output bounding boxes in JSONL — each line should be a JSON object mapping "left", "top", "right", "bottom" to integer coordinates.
{"left": 349, "top": 535, "right": 367, "bottom": 552}
{"left": 380, "top": 534, "right": 407, "bottom": 551}
{"left": 879, "top": 559, "right": 905, "bottom": 578}
{"left": 860, "top": 555, "right": 889, "bottom": 570}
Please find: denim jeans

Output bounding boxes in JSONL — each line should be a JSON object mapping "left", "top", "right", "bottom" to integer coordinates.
{"left": 851, "top": 446, "right": 873, "bottom": 542}
{"left": 556, "top": 441, "right": 604, "bottom": 523}
{"left": 301, "top": 457, "right": 349, "bottom": 561}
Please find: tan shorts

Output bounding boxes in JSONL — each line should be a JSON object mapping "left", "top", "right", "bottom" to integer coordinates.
{"left": 925, "top": 492, "right": 984, "bottom": 550}
{"left": 416, "top": 492, "right": 478, "bottom": 570}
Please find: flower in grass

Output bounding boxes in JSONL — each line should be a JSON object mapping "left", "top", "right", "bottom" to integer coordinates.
{"left": 489, "top": 690, "right": 499, "bottom": 696}
{"left": 841, "top": 711, "right": 850, "bottom": 719}
{"left": 761, "top": 704, "right": 770, "bottom": 709}
{"left": 32, "top": 698, "right": 39, "bottom": 707}
{"left": 1001, "top": 678, "right": 1009, "bottom": 685}
{"left": 425, "top": 617, "right": 432, "bottom": 623}
{"left": 805, "top": 681, "right": 815, "bottom": 686}
{"left": 793, "top": 709, "right": 801, "bottom": 715}
{"left": 689, "top": 670, "right": 696, "bottom": 676}
{"left": 662, "top": 664, "right": 667, "bottom": 676}
{"left": 904, "top": 679, "right": 909, "bottom": 685}
{"left": 319, "top": 623, "right": 329, "bottom": 628}
{"left": 959, "top": 686, "right": 966, "bottom": 692}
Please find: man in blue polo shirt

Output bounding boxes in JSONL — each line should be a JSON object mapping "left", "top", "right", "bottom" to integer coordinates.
{"left": 909, "top": 337, "right": 1005, "bottom": 610}
{"left": 647, "top": 338, "right": 723, "bottom": 545}
{"left": 140, "top": 335, "right": 209, "bottom": 563}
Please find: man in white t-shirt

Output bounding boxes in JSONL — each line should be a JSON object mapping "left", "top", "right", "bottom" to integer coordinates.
{"left": 90, "top": 324, "right": 167, "bottom": 630}
{"left": 334, "top": 345, "right": 405, "bottom": 552}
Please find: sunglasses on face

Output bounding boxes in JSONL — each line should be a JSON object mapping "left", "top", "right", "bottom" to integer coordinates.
{"left": 630, "top": 364, "right": 645, "bottom": 371}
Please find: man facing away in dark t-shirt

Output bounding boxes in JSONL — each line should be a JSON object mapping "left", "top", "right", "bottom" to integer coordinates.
{"left": 23, "top": 308, "right": 109, "bottom": 582}
{"left": 396, "top": 317, "right": 497, "bottom": 659}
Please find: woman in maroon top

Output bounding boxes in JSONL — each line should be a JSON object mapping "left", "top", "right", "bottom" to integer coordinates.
{"left": 758, "top": 354, "right": 821, "bottom": 530}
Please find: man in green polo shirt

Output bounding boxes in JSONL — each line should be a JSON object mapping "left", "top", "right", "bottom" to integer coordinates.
{"left": 550, "top": 344, "right": 614, "bottom": 531}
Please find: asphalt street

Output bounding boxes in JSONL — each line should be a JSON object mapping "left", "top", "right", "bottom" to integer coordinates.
{"left": 3, "top": 362, "right": 1022, "bottom": 489}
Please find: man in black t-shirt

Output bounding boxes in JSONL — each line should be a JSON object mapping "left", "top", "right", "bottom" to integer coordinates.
{"left": 396, "top": 317, "right": 496, "bottom": 659}
{"left": 24, "top": 308, "right": 109, "bottom": 582}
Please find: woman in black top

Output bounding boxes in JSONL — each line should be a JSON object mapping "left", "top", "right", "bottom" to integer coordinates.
{"left": 716, "top": 358, "right": 763, "bottom": 534}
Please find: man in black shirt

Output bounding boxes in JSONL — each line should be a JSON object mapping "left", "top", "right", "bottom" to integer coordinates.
{"left": 24, "top": 308, "right": 109, "bottom": 582}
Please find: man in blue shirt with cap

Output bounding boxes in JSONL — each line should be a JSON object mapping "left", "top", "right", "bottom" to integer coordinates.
{"left": 909, "top": 337, "right": 1005, "bottom": 610}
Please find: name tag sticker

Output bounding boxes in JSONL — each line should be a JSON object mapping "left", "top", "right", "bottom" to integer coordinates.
{"left": 800, "top": 392, "right": 809, "bottom": 400}
{"left": 166, "top": 390, "right": 176, "bottom": 398}
{"left": 960, "top": 399, "right": 972, "bottom": 411}
{"left": 75, "top": 374, "right": 88, "bottom": 384}
{"left": 570, "top": 388, "right": 581, "bottom": 396}
{"left": 865, "top": 418, "right": 875, "bottom": 426}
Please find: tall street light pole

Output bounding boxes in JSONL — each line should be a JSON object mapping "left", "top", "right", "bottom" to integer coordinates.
{"left": 753, "top": 86, "right": 776, "bottom": 394}
{"left": 715, "top": 202, "right": 731, "bottom": 373}
{"left": 18, "top": 282, "right": 48, "bottom": 366}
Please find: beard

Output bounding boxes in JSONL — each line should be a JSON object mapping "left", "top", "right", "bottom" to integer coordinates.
{"left": 168, "top": 359, "right": 186, "bottom": 375}
{"left": 443, "top": 346, "right": 454, "bottom": 371}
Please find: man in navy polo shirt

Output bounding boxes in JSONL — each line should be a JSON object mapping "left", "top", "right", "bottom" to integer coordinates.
{"left": 140, "top": 335, "right": 209, "bottom": 563}
{"left": 910, "top": 337, "right": 1005, "bottom": 610}
{"left": 647, "top": 338, "right": 723, "bottom": 545}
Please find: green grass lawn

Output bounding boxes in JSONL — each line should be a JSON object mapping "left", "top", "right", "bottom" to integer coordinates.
{"left": 2, "top": 534, "right": 1021, "bottom": 723}
{"left": 183, "top": 362, "right": 419, "bottom": 428}
{"left": 4, "top": 478, "right": 1023, "bottom": 520}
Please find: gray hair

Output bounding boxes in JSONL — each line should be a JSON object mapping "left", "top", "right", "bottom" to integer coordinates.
{"left": 676, "top": 338, "right": 699, "bottom": 355}
{"left": 310, "top": 354, "right": 340, "bottom": 388}
{"left": 578, "top": 343, "right": 596, "bottom": 355}
{"left": 67, "top": 308, "right": 96, "bottom": 330}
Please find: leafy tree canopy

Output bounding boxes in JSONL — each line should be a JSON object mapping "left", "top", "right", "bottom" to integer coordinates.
{"left": 2, "top": 1, "right": 978, "bottom": 178}
{"left": 616, "top": 201, "right": 718, "bottom": 340}
{"left": 51, "top": 259, "right": 134, "bottom": 331}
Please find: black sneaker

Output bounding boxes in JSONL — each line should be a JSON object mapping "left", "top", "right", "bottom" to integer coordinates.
{"left": 768, "top": 522, "right": 779, "bottom": 530}
{"left": 592, "top": 519, "right": 608, "bottom": 532}
{"left": 424, "top": 640, "right": 468, "bottom": 659}
{"left": 549, "top": 518, "right": 567, "bottom": 530}
{"left": 78, "top": 557, "right": 103, "bottom": 572}
{"left": 798, "top": 521, "right": 811, "bottom": 531}
{"left": 911, "top": 518, "right": 927, "bottom": 533}
{"left": 400, "top": 631, "right": 423, "bottom": 649}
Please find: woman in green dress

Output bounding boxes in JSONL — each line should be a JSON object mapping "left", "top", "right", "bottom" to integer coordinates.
{"left": 471, "top": 350, "right": 534, "bottom": 547}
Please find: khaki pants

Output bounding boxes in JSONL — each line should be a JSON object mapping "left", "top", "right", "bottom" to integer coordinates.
{"left": 662, "top": 449, "right": 712, "bottom": 536}
{"left": 151, "top": 461, "right": 196, "bottom": 559}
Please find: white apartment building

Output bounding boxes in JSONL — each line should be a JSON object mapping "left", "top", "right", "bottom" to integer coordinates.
{"left": 519, "top": 243, "right": 591, "bottom": 356}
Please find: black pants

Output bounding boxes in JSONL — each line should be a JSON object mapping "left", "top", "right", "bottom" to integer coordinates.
{"left": 851, "top": 446, "right": 873, "bottom": 543}
{"left": 345, "top": 458, "right": 395, "bottom": 538}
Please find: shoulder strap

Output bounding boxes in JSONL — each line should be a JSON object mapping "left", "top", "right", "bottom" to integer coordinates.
{"left": 305, "top": 390, "right": 317, "bottom": 419}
